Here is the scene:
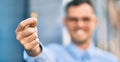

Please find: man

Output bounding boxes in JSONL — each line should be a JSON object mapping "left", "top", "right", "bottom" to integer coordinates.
{"left": 15, "top": 0, "right": 118, "bottom": 62}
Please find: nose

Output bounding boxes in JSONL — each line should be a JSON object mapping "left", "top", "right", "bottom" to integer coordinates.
{"left": 77, "top": 20, "right": 84, "bottom": 28}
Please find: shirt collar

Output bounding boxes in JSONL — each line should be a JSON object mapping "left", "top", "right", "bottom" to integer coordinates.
{"left": 66, "top": 41, "right": 96, "bottom": 59}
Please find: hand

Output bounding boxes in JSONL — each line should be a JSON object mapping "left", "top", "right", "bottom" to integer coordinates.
{"left": 15, "top": 18, "right": 41, "bottom": 57}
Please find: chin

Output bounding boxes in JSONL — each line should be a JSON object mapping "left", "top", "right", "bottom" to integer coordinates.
{"left": 71, "top": 37, "right": 89, "bottom": 45}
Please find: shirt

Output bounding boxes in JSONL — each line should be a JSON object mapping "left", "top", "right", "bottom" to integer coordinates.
{"left": 24, "top": 42, "right": 118, "bottom": 62}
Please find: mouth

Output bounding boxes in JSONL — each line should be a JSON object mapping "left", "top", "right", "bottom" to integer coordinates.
{"left": 76, "top": 30, "right": 85, "bottom": 36}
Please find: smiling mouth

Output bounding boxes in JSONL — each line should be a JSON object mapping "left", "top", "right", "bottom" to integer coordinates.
{"left": 76, "top": 30, "right": 85, "bottom": 36}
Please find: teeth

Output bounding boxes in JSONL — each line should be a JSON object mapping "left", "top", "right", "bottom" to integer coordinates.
{"left": 76, "top": 30, "right": 85, "bottom": 36}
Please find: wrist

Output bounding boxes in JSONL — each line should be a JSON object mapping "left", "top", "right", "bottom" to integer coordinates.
{"left": 27, "top": 46, "right": 41, "bottom": 57}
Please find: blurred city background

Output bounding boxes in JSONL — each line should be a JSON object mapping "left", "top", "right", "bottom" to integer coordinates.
{"left": 0, "top": 0, "right": 120, "bottom": 62}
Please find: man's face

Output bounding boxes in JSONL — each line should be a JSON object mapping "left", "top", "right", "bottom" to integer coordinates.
{"left": 64, "top": 3, "right": 97, "bottom": 44}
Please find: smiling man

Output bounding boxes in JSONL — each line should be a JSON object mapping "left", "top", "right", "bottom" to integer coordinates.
{"left": 16, "top": 0, "right": 118, "bottom": 62}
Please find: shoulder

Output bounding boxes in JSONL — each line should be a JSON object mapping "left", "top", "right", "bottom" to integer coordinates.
{"left": 46, "top": 43, "right": 65, "bottom": 53}
{"left": 95, "top": 48, "right": 118, "bottom": 62}
{"left": 46, "top": 43, "right": 63, "bottom": 49}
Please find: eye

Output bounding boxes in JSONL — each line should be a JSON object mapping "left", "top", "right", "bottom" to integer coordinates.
{"left": 67, "top": 17, "right": 78, "bottom": 22}
{"left": 82, "top": 17, "right": 90, "bottom": 22}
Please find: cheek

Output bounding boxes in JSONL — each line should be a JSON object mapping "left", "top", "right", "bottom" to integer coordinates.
{"left": 66, "top": 22, "right": 76, "bottom": 30}
{"left": 91, "top": 22, "right": 96, "bottom": 30}
{"left": 87, "top": 23, "right": 96, "bottom": 33}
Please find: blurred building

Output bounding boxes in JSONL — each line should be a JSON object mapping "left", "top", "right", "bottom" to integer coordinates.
{"left": 91, "top": 0, "right": 120, "bottom": 60}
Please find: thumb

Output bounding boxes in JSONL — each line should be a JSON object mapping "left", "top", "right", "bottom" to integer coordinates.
{"left": 29, "top": 17, "right": 38, "bottom": 27}
{"left": 30, "top": 12, "right": 38, "bottom": 27}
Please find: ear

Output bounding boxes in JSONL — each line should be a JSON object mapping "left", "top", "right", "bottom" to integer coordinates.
{"left": 63, "top": 17, "right": 67, "bottom": 27}
{"left": 92, "top": 15, "right": 98, "bottom": 30}
{"left": 93, "top": 15, "right": 98, "bottom": 26}
{"left": 94, "top": 15, "right": 98, "bottom": 29}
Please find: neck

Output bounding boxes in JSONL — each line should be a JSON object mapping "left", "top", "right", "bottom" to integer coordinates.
{"left": 76, "top": 39, "right": 91, "bottom": 51}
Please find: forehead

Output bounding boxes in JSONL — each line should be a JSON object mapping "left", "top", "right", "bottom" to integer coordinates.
{"left": 67, "top": 3, "right": 94, "bottom": 17}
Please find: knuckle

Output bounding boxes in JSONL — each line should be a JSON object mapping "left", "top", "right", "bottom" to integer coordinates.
{"left": 33, "top": 39, "right": 38, "bottom": 45}
{"left": 20, "top": 39, "right": 25, "bottom": 45}
{"left": 35, "top": 38, "right": 39, "bottom": 42}
{"left": 34, "top": 44, "right": 39, "bottom": 50}
{"left": 16, "top": 35, "right": 21, "bottom": 41}
{"left": 24, "top": 44, "right": 31, "bottom": 51}
{"left": 19, "top": 21, "right": 24, "bottom": 28}
{"left": 30, "top": 41, "right": 35, "bottom": 46}
{"left": 27, "top": 28, "right": 34, "bottom": 34}
{"left": 33, "top": 33, "right": 38, "bottom": 38}
{"left": 15, "top": 28, "right": 21, "bottom": 34}
{"left": 34, "top": 38, "right": 37, "bottom": 42}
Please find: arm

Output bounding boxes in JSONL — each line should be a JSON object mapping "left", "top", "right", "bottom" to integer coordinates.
{"left": 24, "top": 43, "right": 56, "bottom": 62}
{"left": 15, "top": 18, "right": 56, "bottom": 62}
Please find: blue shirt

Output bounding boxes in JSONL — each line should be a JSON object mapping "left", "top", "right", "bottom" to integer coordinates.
{"left": 24, "top": 42, "right": 118, "bottom": 62}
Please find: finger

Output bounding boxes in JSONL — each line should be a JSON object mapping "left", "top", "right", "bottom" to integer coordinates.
{"left": 34, "top": 27, "right": 38, "bottom": 35}
{"left": 16, "top": 18, "right": 37, "bottom": 32}
{"left": 32, "top": 43, "right": 39, "bottom": 51}
{"left": 21, "top": 32, "right": 38, "bottom": 44}
{"left": 23, "top": 38, "right": 39, "bottom": 51}
{"left": 29, "top": 38, "right": 39, "bottom": 50}
{"left": 22, "top": 27, "right": 38, "bottom": 39}
{"left": 21, "top": 27, "right": 36, "bottom": 37}
{"left": 31, "top": 38, "right": 39, "bottom": 47}
{"left": 16, "top": 27, "right": 36, "bottom": 41}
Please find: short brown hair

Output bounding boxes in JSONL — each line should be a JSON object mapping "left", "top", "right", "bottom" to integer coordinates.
{"left": 65, "top": 0, "right": 94, "bottom": 13}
